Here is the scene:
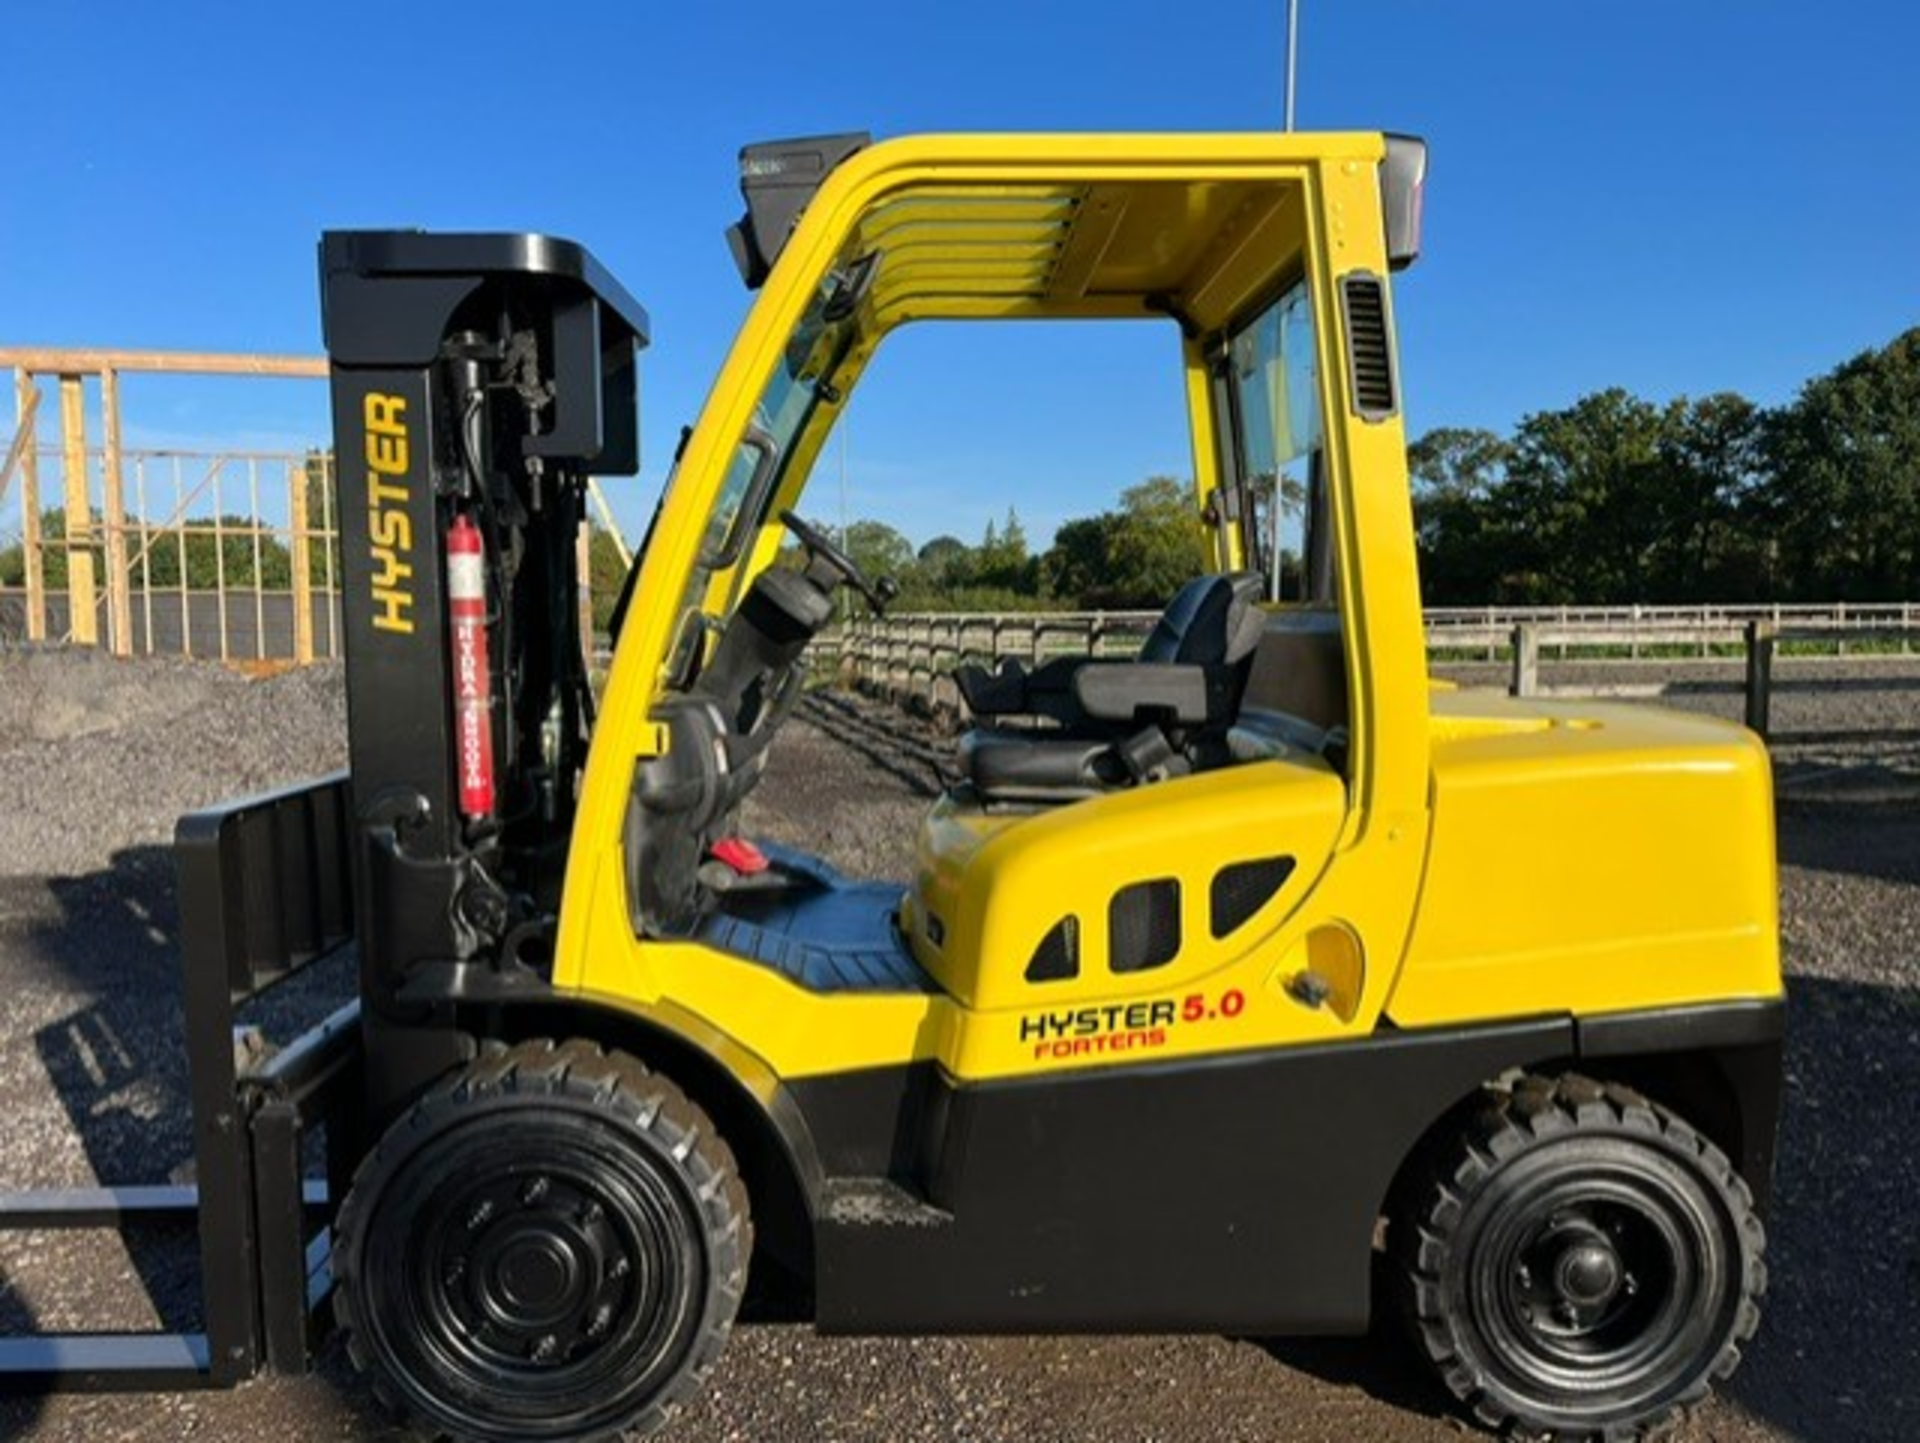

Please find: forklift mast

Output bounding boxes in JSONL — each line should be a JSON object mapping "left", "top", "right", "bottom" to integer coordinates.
{"left": 318, "top": 233, "right": 648, "bottom": 1110}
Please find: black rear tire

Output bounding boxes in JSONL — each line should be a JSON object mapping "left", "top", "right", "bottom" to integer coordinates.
{"left": 333, "top": 1039, "right": 750, "bottom": 1442}
{"left": 1391, "top": 1074, "right": 1764, "bottom": 1441}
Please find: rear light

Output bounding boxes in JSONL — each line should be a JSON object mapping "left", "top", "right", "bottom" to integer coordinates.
{"left": 1380, "top": 134, "right": 1427, "bottom": 271}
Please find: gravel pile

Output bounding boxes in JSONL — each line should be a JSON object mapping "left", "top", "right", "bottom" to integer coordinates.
{"left": 0, "top": 648, "right": 348, "bottom": 878}
{"left": 0, "top": 650, "right": 1914, "bottom": 1442}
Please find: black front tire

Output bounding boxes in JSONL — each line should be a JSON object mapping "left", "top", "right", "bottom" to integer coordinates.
{"left": 1392, "top": 1074, "right": 1765, "bottom": 1441}
{"left": 333, "top": 1039, "right": 750, "bottom": 1442}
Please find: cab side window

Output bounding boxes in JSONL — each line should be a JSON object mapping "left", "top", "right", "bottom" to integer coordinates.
{"left": 1226, "top": 282, "right": 1333, "bottom": 604}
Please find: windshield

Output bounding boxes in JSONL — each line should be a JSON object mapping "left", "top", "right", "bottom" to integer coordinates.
{"left": 698, "top": 270, "right": 861, "bottom": 567}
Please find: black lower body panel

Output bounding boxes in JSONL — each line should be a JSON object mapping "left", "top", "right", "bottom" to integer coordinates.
{"left": 809, "top": 1016, "right": 1573, "bottom": 1336}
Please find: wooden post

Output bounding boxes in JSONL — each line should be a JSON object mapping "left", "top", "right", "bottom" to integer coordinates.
{"left": 13, "top": 372, "right": 45, "bottom": 641}
{"left": 173, "top": 457, "right": 191, "bottom": 657}
{"left": 921, "top": 617, "right": 935, "bottom": 711}
{"left": 214, "top": 500, "right": 231, "bottom": 661}
{"left": 133, "top": 455, "right": 155, "bottom": 654}
{"left": 59, "top": 374, "right": 98, "bottom": 645}
{"left": 289, "top": 458, "right": 314, "bottom": 664}
{"left": 1744, "top": 621, "right": 1774, "bottom": 737}
{"left": 319, "top": 451, "right": 339, "bottom": 659}
{"left": 0, "top": 380, "right": 36, "bottom": 506}
{"left": 100, "top": 368, "right": 132, "bottom": 655}
{"left": 1510, "top": 623, "right": 1538, "bottom": 698}
{"left": 248, "top": 457, "right": 267, "bottom": 661}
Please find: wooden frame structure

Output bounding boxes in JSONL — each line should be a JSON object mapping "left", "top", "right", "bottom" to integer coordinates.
{"left": 1, "top": 349, "right": 328, "bottom": 656}
{"left": 2, "top": 348, "right": 632, "bottom": 666}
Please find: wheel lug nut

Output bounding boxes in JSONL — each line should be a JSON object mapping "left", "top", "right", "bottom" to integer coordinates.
{"left": 587, "top": 1304, "right": 613, "bottom": 1339}
{"left": 466, "top": 1200, "right": 494, "bottom": 1230}
{"left": 608, "top": 1256, "right": 630, "bottom": 1281}
{"left": 580, "top": 1200, "right": 604, "bottom": 1225}
{"left": 443, "top": 1256, "right": 467, "bottom": 1286}
{"left": 522, "top": 1176, "right": 551, "bottom": 1205}
{"left": 530, "top": 1334, "right": 560, "bottom": 1363}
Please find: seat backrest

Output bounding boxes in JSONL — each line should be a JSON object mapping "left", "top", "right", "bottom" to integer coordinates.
{"left": 1240, "top": 607, "right": 1348, "bottom": 733}
{"left": 1136, "top": 571, "right": 1266, "bottom": 667}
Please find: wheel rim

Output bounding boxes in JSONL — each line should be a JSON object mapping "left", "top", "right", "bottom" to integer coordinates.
{"left": 361, "top": 1110, "right": 709, "bottom": 1439}
{"left": 1459, "top": 1149, "right": 1740, "bottom": 1417}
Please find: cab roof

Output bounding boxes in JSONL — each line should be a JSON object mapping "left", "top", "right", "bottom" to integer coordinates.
{"left": 742, "top": 132, "right": 1410, "bottom": 334}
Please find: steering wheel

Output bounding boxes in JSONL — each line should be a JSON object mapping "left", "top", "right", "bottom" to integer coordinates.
{"left": 780, "top": 510, "right": 897, "bottom": 614}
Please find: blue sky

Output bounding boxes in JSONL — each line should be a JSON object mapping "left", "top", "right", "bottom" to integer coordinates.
{"left": 4, "top": 2, "right": 1916, "bottom": 548}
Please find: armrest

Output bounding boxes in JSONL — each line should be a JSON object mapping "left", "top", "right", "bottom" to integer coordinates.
{"left": 957, "top": 654, "right": 1112, "bottom": 721}
{"left": 955, "top": 658, "right": 1031, "bottom": 716}
{"left": 1073, "top": 662, "right": 1221, "bottom": 725}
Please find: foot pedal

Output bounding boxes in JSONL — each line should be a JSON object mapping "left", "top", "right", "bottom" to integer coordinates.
{"left": 699, "top": 860, "right": 801, "bottom": 894}
{"left": 700, "top": 837, "right": 824, "bottom": 895}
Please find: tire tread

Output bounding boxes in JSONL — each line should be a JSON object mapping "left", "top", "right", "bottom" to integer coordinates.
{"left": 332, "top": 1038, "right": 752, "bottom": 1443}
{"left": 1389, "top": 1073, "right": 1765, "bottom": 1443}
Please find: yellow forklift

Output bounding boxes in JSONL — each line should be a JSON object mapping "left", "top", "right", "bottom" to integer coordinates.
{"left": 0, "top": 132, "right": 1780, "bottom": 1442}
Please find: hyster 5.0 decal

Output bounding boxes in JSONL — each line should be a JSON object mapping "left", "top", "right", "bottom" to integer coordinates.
{"left": 1020, "top": 988, "right": 1246, "bottom": 1062}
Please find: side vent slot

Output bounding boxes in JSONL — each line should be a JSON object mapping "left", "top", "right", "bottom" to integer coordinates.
{"left": 1109, "top": 880, "right": 1181, "bottom": 973}
{"left": 1209, "top": 856, "right": 1297, "bottom": 939}
{"left": 1340, "top": 272, "right": 1398, "bottom": 421}
{"left": 1025, "top": 916, "right": 1079, "bottom": 982}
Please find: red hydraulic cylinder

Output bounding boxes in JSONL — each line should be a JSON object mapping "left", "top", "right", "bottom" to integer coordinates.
{"left": 447, "top": 514, "right": 496, "bottom": 819}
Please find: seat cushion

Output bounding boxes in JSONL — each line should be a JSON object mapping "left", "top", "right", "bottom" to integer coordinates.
{"left": 955, "top": 571, "right": 1265, "bottom": 803}
{"left": 961, "top": 729, "right": 1130, "bottom": 801}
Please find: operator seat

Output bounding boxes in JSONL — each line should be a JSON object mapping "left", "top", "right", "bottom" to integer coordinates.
{"left": 956, "top": 571, "right": 1265, "bottom": 803}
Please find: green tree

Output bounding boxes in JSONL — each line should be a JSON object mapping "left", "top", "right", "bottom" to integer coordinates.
{"left": 1410, "top": 427, "right": 1511, "bottom": 505}
{"left": 1412, "top": 398, "right": 1769, "bottom": 605}
{"left": 842, "top": 519, "right": 915, "bottom": 584}
{"left": 0, "top": 508, "right": 63, "bottom": 587}
{"left": 967, "top": 508, "right": 1037, "bottom": 593}
{"left": 1041, "top": 513, "right": 1124, "bottom": 604}
{"left": 1497, "top": 389, "right": 1675, "bottom": 603}
{"left": 587, "top": 525, "right": 629, "bottom": 634}
{"left": 1407, "top": 427, "right": 1513, "bottom": 604}
{"left": 1764, "top": 328, "right": 1920, "bottom": 599}
{"left": 1655, "top": 394, "right": 1764, "bottom": 600}
{"left": 1, "top": 508, "right": 292, "bottom": 591}
{"left": 913, "top": 535, "right": 968, "bottom": 588}
{"left": 1041, "top": 477, "right": 1208, "bottom": 608}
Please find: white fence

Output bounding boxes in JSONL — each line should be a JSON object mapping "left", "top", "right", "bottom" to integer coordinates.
{"left": 829, "top": 603, "right": 1920, "bottom": 736}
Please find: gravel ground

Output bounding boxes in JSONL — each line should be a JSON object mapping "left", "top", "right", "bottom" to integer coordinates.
{"left": 0, "top": 648, "right": 1914, "bottom": 1442}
